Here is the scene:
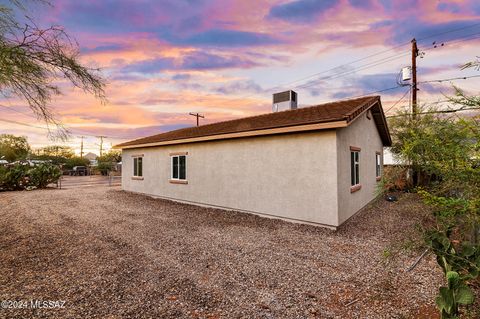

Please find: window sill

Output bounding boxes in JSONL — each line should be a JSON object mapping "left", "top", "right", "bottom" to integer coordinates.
{"left": 376, "top": 176, "right": 382, "bottom": 181}
{"left": 350, "top": 184, "right": 362, "bottom": 193}
{"left": 131, "top": 176, "right": 144, "bottom": 180}
{"left": 169, "top": 179, "right": 188, "bottom": 184}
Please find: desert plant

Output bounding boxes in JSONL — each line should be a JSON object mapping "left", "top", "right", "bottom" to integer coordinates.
{"left": 97, "top": 161, "right": 113, "bottom": 175}
{"left": 425, "top": 229, "right": 479, "bottom": 318}
{"left": 436, "top": 271, "right": 475, "bottom": 318}
{"left": 28, "top": 163, "right": 62, "bottom": 188}
{"left": 0, "top": 162, "right": 61, "bottom": 191}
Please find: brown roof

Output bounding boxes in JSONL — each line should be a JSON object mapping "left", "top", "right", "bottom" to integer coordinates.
{"left": 115, "top": 95, "right": 391, "bottom": 149}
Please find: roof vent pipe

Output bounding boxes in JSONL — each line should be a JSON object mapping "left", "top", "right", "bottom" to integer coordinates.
{"left": 272, "top": 90, "right": 297, "bottom": 112}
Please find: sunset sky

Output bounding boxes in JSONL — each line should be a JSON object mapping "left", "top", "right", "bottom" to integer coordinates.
{"left": 1, "top": 0, "right": 480, "bottom": 154}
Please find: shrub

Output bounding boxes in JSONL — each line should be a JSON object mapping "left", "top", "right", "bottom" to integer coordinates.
{"left": 0, "top": 162, "right": 61, "bottom": 191}
{"left": 29, "top": 163, "right": 62, "bottom": 188}
{"left": 97, "top": 161, "right": 113, "bottom": 175}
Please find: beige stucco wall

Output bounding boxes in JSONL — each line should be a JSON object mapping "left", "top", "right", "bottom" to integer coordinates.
{"left": 122, "top": 131, "right": 340, "bottom": 227}
{"left": 336, "top": 111, "right": 384, "bottom": 225}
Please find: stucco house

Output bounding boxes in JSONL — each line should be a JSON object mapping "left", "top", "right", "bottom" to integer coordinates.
{"left": 115, "top": 92, "right": 391, "bottom": 229}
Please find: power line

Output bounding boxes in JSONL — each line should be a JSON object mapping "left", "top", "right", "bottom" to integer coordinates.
{"left": 419, "top": 74, "right": 480, "bottom": 84}
{"left": 224, "top": 22, "right": 480, "bottom": 103}
{"left": 416, "top": 22, "right": 480, "bottom": 43}
{"left": 386, "top": 106, "right": 480, "bottom": 118}
{"left": 294, "top": 52, "right": 410, "bottom": 91}
{"left": 0, "top": 118, "right": 52, "bottom": 130}
{"left": 384, "top": 88, "right": 411, "bottom": 114}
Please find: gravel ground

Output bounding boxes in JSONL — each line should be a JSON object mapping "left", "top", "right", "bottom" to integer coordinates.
{"left": 0, "top": 187, "right": 447, "bottom": 318}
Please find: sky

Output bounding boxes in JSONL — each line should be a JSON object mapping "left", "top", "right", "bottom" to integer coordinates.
{"left": 1, "top": 0, "right": 480, "bottom": 154}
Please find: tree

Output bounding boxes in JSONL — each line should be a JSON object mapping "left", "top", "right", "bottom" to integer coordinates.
{"left": 388, "top": 60, "right": 480, "bottom": 317}
{"left": 0, "top": 1, "right": 106, "bottom": 138}
{"left": 0, "top": 133, "right": 30, "bottom": 161}
{"left": 96, "top": 149, "right": 121, "bottom": 175}
{"left": 97, "top": 149, "right": 121, "bottom": 163}
{"left": 36, "top": 145, "right": 74, "bottom": 158}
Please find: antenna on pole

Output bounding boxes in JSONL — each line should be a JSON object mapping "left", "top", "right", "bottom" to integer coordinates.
{"left": 189, "top": 112, "right": 205, "bottom": 127}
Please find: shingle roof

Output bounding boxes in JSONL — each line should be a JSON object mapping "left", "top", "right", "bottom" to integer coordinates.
{"left": 115, "top": 95, "right": 391, "bottom": 149}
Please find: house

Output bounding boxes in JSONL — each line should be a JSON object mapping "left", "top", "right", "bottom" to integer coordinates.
{"left": 83, "top": 152, "right": 98, "bottom": 166}
{"left": 115, "top": 92, "right": 391, "bottom": 229}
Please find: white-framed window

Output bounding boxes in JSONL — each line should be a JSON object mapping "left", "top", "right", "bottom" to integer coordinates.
{"left": 350, "top": 147, "right": 360, "bottom": 186}
{"left": 171, "top": 155, "right": 187, "bottom": 180}
{"left": 133, "top": 156, "right": 143, "bottom": 177}
{"left": 376, "top": 152, "right": 382, "bottom": 179}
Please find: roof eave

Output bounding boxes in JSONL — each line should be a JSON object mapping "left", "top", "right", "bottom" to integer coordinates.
{"left": 114, "top": 120, "right": 348, "bottom": 150}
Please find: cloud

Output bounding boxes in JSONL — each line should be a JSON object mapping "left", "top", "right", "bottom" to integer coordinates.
{"left": 172, "top": 29, "right": 280, "bottom": 47}
{"left": 81, "top": 44, "right": 127, "bottom": 53}
{"left": 353, "top": 73, "right": 400, "bottom": 92}
{"left": 181, "top": 51, "right": 259, "bottom": 70}
{"left": 390, "top": 19, "right": 480, "bottom": 45}
{"left": 268, "top": 0, "right": 337, "bottom": 23}
{"left": 172, "top": 74, "right": 191, "bottom": 81}
{"left": 348, "top": 0, "right": 373, "bottom": 9}
{"left": 215, "top": 80, "right": 263, "bottom": 95}
{"left": 121, "top": 50, "right": 260, "bottom": 73}
{"left": 437, "top": 2, "right": 461, "bottom": 14}
{"left": 122, "top": 58, "right": 176, "bottom": 74}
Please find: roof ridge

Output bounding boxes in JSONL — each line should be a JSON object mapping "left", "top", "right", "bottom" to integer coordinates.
{"left": 182, "top": 95, "right": 378, "bottom": 130}
{"left": 115, "top": 95, "right": 385, "bottom": 148}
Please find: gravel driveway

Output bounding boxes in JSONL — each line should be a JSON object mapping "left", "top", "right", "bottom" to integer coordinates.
{"left": 0, "top": 187, "right": 443, "bottom": 318}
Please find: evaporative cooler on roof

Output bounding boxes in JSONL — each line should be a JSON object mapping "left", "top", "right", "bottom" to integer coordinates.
{"left": 272, "top": 90, "right": 298, "bottom": 112}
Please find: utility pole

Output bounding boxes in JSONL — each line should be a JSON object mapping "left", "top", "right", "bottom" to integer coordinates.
{"left": 411, "top": 38, "right": 419, "bottom": 118}
{"left": 96, "top": 136, "right": 107, "bottom": 157}
{"left": 78, "top": 136, "right": 85, "bottom": 158}
{"left": 189, "top": 112, "right": 204, "bottom": 126}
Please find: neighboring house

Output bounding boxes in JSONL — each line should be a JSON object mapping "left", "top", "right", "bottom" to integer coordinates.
{"left": 115, "top": 92, "right": 391, "bottom": 229}
{"left": 84, "top": 152, "right": 98, "bottom": 166}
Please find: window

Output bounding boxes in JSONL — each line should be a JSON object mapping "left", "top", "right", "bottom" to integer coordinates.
{"left": 133, "top": 156, "right": 143, "bottom": 177}
{"left": 350, "top": 147, "right": 360, "bottom": 189}
{"left": 171, "top": 155, "right": 186, "bottom": 180}
{"left": 376, "top": 152, "right": 382, "bottom": 179}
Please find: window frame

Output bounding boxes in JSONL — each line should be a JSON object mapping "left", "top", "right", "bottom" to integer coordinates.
{"left": 170, "top": 152, "right": 188, "bottom": 184}
{"left": 350, "top": 146, "right": 361, "bottom": 193}
{"left": 375, "top": 152, "right": 382, "bottom": 181}
{"left": 132, "top": 154, "right": 144, "bottom": 179}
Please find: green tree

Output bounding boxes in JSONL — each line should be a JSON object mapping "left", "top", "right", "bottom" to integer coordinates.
{"left": 0, "top": 133, "right": 30, "bottom": 161}
{"left": 97, "top": 149, "right": 121, "bottom": 163}
{"left": 0, "top": 1, "right": 106, "bottom": 137}
{"left": 96, "top": 150, "right": 121, "bottom": 175}
{"left": 36, "top": 145, "right": 75, "bottom": 158}
{"left": 388, "top": 68, "right": 480, "bottom": 317}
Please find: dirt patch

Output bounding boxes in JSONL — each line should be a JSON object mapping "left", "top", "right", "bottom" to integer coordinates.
{"left": 0, "top": 187, "right": 446, "bottom": 318}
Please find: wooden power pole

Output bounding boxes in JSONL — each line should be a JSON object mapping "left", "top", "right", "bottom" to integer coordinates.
{"left": 411, "top": 38, "right": 419, "bottom": 118}
{"left": 189, "top": 112, "right": 205, "bottom": 126}
{"left": 96, "top": 135, "right": 106, "bottom": 157}
{"left": 78, "top": 136, "right": 85, "bottom": 158}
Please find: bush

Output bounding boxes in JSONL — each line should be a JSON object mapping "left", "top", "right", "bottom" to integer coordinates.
{"left": 0, "top": 162, "right": 61, "bottom": 191}
{"left": 97, "top": 161, "right": 113, "bottom": 175}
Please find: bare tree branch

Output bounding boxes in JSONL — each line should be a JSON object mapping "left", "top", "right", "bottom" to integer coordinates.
{"left": 0, "top": 1, "right": 106, "bottom": 140}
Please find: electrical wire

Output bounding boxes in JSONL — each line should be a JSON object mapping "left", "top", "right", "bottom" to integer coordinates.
{"left": 386, "top": 106, "right": 480, "bottom": 118}
{"left": 294, "top": 52, "right": 410, "bottom": 91}
{"left": 419, "top": 74, "right": 480, "bottom": 84}
{"left": 384, "top": 88, "right": 411, "bottom": 114}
